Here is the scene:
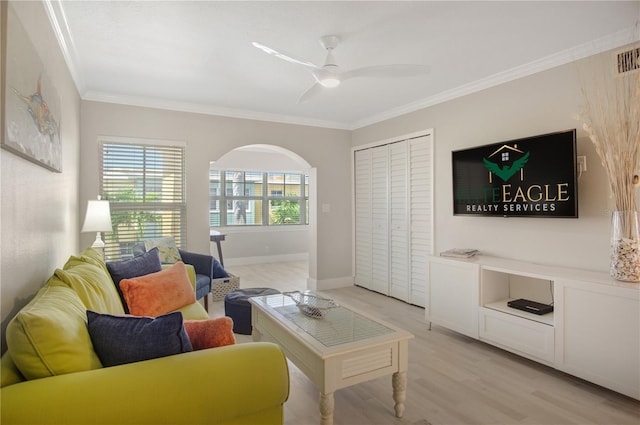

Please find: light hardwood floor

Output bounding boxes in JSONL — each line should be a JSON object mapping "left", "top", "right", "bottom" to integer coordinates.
{"left": 208, "top": 261, "right": 640, "bottom": 425}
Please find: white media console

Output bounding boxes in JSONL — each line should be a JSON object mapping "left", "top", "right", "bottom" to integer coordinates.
{"left": 427, "top": 255, "right": 640, "bottom": 400}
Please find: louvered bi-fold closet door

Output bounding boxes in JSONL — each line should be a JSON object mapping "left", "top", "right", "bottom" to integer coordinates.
{"left": 354, "top": 149, "right": 373, "bottom": 289}
{"left": 370, "top": 146, "right": 390, "bottom": 295}
{"left": 408, "top": 136, "right": 432, "bottom": 307}
{"left": 389, "top": 141, "right": 409, "bottom": 301}
{"left": 354, "top": 134, "right": 432, "bottom": 306}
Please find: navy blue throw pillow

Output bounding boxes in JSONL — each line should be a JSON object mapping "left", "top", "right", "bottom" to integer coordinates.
{"left": 87, "top": 310, "right": 193, "bottom": 367}
{"left": 106, "top": 248, "right": 162, "bottom": 313}
{"left": 212, "top": 257, "right": 229, "bottom": 279}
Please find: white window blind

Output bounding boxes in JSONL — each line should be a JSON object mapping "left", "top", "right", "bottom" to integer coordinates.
{"left": 100, "top": 141, "right": 186, "bottom": 260}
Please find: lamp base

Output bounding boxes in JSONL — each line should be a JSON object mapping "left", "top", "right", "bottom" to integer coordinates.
{"left": 91, "top": 232, "right": 105, "bottom": 258}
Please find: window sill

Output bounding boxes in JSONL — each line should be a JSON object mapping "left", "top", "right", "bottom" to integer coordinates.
{"left": 211, "top": 225, "right": 309, "bottom": 234}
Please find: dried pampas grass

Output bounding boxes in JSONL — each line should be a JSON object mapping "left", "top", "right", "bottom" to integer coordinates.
{"left": 577, "top": 43, "right": 640, "bottom": 213}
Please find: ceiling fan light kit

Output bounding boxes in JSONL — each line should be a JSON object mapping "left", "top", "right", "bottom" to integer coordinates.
{"left": 252, "top": 34, "right": 429, "bottom": 102}
{"left": 314, "top": 68, "right": 341, "bottom": 88}
{"left": 319, "top": 77, "right": 341, "bottom": 88}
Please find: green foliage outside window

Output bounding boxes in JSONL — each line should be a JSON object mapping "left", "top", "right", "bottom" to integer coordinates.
{"left": 105, "top": 188, "right": 161, "bottom": 241}
{"left": 270, "top": 196, "right": 300, "bottom": 224}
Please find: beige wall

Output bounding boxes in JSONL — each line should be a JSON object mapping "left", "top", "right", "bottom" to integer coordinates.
{"left": 1, "top": 1, "right": 81, "bottom": 352}
{"left": 79, "top": 101, "right": 353, "bottom": 284}
{"left": 352, "top": 51, "right": 621, "bottom": 272}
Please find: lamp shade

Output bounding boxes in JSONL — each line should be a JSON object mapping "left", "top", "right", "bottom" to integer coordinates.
{"left": 81, "top": 199, "right": 113, "bottom": 232}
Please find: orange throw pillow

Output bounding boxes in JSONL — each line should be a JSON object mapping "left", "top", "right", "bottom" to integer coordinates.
{"left": 183, "top": 317, "right": 236, "bottom": 350}
{"left": 119, "top": 262, "right": 196, "bottom": 317}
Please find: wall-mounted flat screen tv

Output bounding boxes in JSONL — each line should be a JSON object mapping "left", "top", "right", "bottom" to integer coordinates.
{"left": 452, "top": 129, "right": 578, "bottom": 218}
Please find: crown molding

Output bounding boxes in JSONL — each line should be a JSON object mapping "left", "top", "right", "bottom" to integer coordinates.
{"left": 43, "top": 0, "right": 85, "bottom": 95}
{"left": 82, "top": 91, "right": 352, "bottom": 130}
{"left": 351, "top": 26, "right": 640, "bottom": 130}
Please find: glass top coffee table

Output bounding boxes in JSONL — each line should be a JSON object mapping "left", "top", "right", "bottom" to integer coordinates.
{"left": 249, "top": 292, "right": 414, "bottom": 425}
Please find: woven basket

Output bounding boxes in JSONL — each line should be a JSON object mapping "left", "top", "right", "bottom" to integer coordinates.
{"left": 211, "top": 274, "right": 240, "bottom": 301}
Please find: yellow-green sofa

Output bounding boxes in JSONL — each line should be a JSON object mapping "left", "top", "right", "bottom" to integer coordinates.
{"left": 0, "top": 248, "right": 290, "bottom": 424}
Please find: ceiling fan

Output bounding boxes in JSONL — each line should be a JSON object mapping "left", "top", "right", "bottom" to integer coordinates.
{"left": 252, "top": 35, "right": 429, "bottom": 103}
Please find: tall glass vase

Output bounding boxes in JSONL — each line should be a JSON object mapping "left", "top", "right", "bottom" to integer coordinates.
{"left": 610, "top": 210, "right": 640, "bottom": 282}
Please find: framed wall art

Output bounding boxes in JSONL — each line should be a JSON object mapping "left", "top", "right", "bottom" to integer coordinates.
{"left": 1, "top": 1, "right": 62, "bottom": 172}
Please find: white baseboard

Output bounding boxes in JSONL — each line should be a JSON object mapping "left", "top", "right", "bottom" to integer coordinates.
{"left": 224, "top": 252, "right": 309, "bottom": 266}
{"left": 307, "top": 275, "right": 354, "bottom": 291}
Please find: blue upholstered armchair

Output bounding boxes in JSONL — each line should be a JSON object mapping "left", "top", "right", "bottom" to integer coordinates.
{"left": 132, "top": 243, "right": 214, "bottom": 311}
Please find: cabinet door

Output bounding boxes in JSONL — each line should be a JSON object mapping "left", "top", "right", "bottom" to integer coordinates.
{"left": 354, "top": 149, "right": 372, "bottom": 290}
{"left": 555, "top": 279, "right": 640, "bottom": 400}
{"left": 428, "top": 257, "right": 479, "bottom": 338}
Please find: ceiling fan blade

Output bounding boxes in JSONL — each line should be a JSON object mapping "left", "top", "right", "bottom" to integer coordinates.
{"left": 252, "top": 41, "right": 320, "bottom": 70}
{"left": 341, "top": 64, "right": 430, "bottom": 81}
{"left": 297, "top": 82, "right": 324, "bottom": 104}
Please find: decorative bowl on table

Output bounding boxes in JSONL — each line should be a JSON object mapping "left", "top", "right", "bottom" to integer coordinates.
{"left": 283, "top": 291, "right": 338, "bottom": 319}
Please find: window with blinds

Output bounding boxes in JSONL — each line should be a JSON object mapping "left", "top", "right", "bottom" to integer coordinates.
{"left": 100, "top": 140, "right": 186, "bottom": 260}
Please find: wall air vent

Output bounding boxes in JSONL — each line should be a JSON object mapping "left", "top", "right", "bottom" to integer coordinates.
{"left": 616, "top": 46, "right": 639, "bottom": 75}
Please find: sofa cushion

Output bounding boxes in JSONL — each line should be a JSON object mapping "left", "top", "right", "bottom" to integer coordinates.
{"left": 50, "top": 249, "right": 125, "bottom": 315}
{"left": 143, "top": 236, "right": 182, "bottom": 264}
{"left": 175, "top": 301, "right": 209, "bottom": 321}
{"left": 67, "top": 247, "right": 110, "bottom": 274}
{"left": 0, "top": 353, "right": 25, "bottom": 387}
{"left": 106, "top": 248, "right": 163, "bottom": 313}
{"left": 87, "top": 311, "right": 192, "bottom": 367}
{"left": 184, "top": 317, "right": 236, "bottom": 350}
{"left": 6, "top": 281, "right": 103, "bottom": 380}
{"left": 119, "top": 261, "right": 196, "bottom": 317}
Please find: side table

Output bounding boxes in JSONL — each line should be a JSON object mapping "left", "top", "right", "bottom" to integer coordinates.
{"left": 209, "top": 230, "right": 226, "bottom": 266}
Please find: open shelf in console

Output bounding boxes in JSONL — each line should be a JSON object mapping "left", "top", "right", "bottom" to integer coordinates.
{"left": 481, "top": 267, "right": 555, "bottom": 327}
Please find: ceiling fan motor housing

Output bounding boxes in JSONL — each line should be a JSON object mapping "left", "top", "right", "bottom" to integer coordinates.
{"left": 320, "top": 35, "right": 340, "bottom": 51}
{"left": 317, "top": 36, "right": 341, "bottom": 87}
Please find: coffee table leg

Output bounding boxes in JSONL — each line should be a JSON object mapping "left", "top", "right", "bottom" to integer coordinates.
{"left": 392, "top": 371, "right": 407, "bottom": 418}
{"left": 319, "top": 392, "right": 334, "bottom": 425}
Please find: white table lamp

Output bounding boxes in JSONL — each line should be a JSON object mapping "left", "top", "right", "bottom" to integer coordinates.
{"left": 81, "top": 196, "right": 113, "bottom": 251}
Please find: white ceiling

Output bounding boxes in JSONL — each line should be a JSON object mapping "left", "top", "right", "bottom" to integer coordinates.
{"left": 46, "top": 1, "right": 640, "bottom": 130}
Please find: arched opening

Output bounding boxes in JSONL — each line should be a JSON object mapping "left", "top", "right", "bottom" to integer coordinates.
{"left": 215, "top": 144, "right": 312, "bottom": 171}
{"left": 210, "top": 144, "right": 317, "bottom": 288}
